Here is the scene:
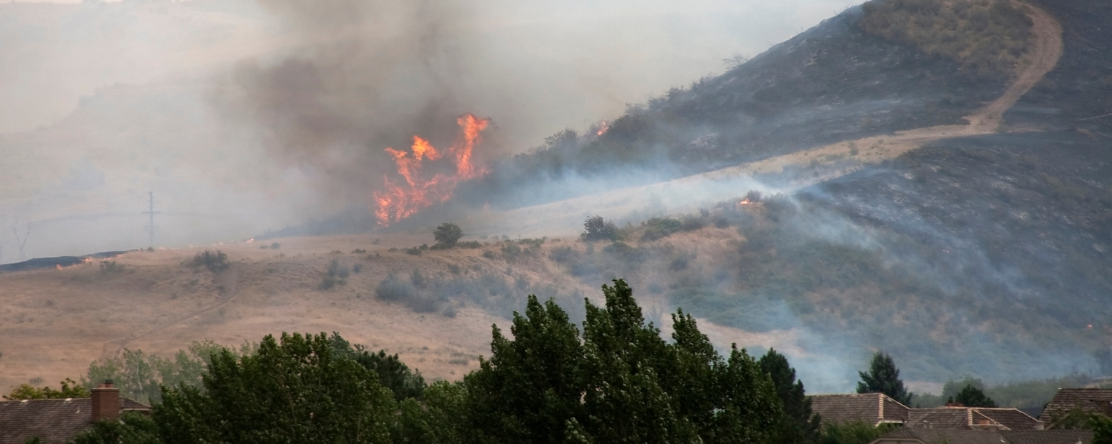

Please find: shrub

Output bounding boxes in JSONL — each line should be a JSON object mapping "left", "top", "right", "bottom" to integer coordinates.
{"left": 376, "top": 274, "right": 413, "bottom": 301}
{"left": 641, "top": 217, "right": 683, "bottom": 241}
{"left": 190, "top": 251, "right": 229, "bottom": 273}
{"left": 501, "top": 243, "right": 522, "bottom": 260}
{"left": 320, "top": 259, "right": 349, "bottom": 290}
{"left": 99, "top": 261, "right": 125, "bottom": 273}
{"left": 582, "top": 215, "right": 618, "bottom": 241}
{"left": 410, "top": 269, "right": 426, "bottom": 288}
{"left": 434, "top": 222, "right": 463, "bottom": 247}
{"left": 405, "top": 247, "right": 422, "bottom": 256}
{"left": 458, "top": 241, "right": 482, "bottom": 249}
{"left": 482, "top": 250, "right": 497, "bottom": 259}
{"left": 549, "top": 246, "right": 579, "bottom": 264}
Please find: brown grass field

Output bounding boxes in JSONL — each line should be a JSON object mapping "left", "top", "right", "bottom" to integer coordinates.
{"left": 0, "top": 230, "right": 803, "bottom": 394}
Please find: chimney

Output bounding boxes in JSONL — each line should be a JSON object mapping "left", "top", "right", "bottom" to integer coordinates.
{"left": 91, "top": 380, "right": 120, "bottom": 422}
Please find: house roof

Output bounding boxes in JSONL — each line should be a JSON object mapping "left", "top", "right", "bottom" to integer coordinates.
{"left": 872, "top": 427, "right": 1092, "bottom": 444}
{"left": 976, "top": 408, "right": 1041, "bottom": 430}
{"left": 1039, "top": 388, "right": 1112, "bottom": 423}
{"left": 906, "top": 408, "right": 971, "bottom": 429}
{"left": 811, "top": 393, "right": 910, "bottom": 426}
{"left": 0, "top": 397, "right": 149, "bottom": 444}
{"left": 905, "top": 407, "right": 1041, "bottom": 431}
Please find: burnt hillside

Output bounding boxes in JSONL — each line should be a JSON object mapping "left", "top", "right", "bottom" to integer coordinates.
{"left": 457, "top": 4, "right": 1009, "bottom": 209}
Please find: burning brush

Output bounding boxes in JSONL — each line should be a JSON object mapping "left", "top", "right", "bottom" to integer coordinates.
{"left": 373, "top": 114, "right": 490, "bottom": 226}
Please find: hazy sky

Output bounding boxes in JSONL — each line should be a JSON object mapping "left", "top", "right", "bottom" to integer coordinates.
{"left": 0, "top": 0, "right": 861, "bottom": 261}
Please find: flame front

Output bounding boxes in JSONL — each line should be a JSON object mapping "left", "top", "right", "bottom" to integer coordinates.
{"left": 373, "top": 114, "right": 491, "bottom": 226}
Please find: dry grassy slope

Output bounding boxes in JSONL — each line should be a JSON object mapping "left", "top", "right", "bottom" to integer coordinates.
{"left": 0, "top": 229, "right": 801, "bottom": 394}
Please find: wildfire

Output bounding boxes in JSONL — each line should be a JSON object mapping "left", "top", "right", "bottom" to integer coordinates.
{"left": 374, "top": 113, "right": 491, "bottom": 226}
{"left": 738, "top": 198, "right": 754, "bottom": 206}
{"left": 596, "top": 120, "right": 610, "bottom": 136}
{"left": 55, "top": 257, "right": 94, "bottom": 271}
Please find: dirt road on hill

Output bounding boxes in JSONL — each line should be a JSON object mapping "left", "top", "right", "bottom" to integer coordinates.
{"left": 101, "top": 264, "right": 241, "bottom": 358}
{"left": 467, "top": 2, "right": 1063, "bottom": 238}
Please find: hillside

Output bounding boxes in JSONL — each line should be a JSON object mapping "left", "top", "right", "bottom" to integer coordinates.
{"left": 2, "top": 0, "right": 1111, "bottom": 398}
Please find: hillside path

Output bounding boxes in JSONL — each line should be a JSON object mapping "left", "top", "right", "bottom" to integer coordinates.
{"left": 99, "top": 264, "right": 241, "bottom": 358}
{"left": 466, "top": 2, "right": 1062, "bottom": 238}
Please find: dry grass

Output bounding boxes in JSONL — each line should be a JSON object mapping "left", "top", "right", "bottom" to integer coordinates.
{"left": 859, "top": 0, "right": 1034, "bottom": 78}
{"left": 0, "top": 230, "right": 805, "bottom": 394}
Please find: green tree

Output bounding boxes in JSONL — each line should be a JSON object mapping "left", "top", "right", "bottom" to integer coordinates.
{"left": 392, "top": 381, "right": 468, "bottom": 444}
{"left": 155, "top": 332, "right": 395, "bottom": 444}
{"left": 327, "top": 332, "right": 426, "bottom": 401}
{"left": 69, "top": 411, "right": 162, "bottom": 444}
{"left": 464, "top": 294, "right": 586, "bottom": 443}
{"left": 434, "top": 223, "right": 464, "bottom": 247}
{"left": 954, "top": 384, "right": 997, "bottom": 407}
{"left": 4, "top": 378, "right": 89, "bottom": 400}
{"left": 462, "top": 279, "right": 786, "bottom": 444}
{"left": 856, "top": 351, "right": 912, "bottom": 405}
{"left": 759, "top": 348, "right": 821, "bottom": 444}
{"left": 1090, "top": 414, "right": 1112, "bottom": 444}
{"left": 819, "top": 421, "right": 897, "bottom": 444}
{"left": 83, "top": 341, "right": 223, "bottom": 404}
{"left": 577, "top": 280, "right": 699, "bottom": 443}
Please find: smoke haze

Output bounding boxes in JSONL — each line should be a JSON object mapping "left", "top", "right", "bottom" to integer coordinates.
{"left": 0, "top": 0, "right": 859, "bottom": 261}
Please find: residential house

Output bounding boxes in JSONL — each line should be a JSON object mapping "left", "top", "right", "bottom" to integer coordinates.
{"left": 1039, "top": 388, "right": 1112, "bottom": 426}
{"left": 0, "top": 381, "right": 150, "bottom": 444}
{"left": 906, "top": 407, "right": 1042, "bottom": 430}
{"left": 811, "top": 393, "right": 911, "bottom": 426}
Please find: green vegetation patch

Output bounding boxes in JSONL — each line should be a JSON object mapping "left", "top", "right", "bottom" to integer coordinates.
{"left": 859, "top": 0, "right": 1033, "bottom": 78}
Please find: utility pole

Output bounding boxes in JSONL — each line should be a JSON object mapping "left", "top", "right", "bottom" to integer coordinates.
{"left": 143, "top": 191, "right": 160, "bottom": 249}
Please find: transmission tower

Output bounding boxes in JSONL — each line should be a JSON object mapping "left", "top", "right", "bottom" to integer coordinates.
{"left": 143, "top": 191, "right": 160, "bottom": 249}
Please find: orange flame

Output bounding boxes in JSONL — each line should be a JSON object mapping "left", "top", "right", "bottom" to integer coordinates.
{"left": 56, "top": 257, "right": 94, "bottom": 271}
{"left": 373, "top": 114, "right": 491, "bottom": 226}
{"left": 738, "top": 198, "right": 753, "bottom": 206}
{"left": 596, "top": 120, "right": 609, "bottom": 136}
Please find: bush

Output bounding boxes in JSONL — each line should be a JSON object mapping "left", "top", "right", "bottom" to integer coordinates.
{"left": 549, "top": 246, "right": 579, "bottom": 264}
{"left": 99, "top": 261, "right": 125, "bottom": 274}
{"left": 582, "top": 215, "right": 618, "bottom": 241}
{"left": 641, "top": 217, "right": 683, "bottom": 241}
{"left": 375, "top": 274, "right": 440, "bottom": 313}
{"left": 434, "top": 222, "right": 463, "bottom": 247}
{"left": 482, "top": 250, "right": 497, "bottom": 259}
{"left": 320, "top": 259, "right": 349, "bottom": 290}
{"left": 501, "top": 243, "right": 522, "bottom": 261}
{"left": 190, "top": 251, "right": 229, "bottom": 273}
{"left": 376, "top": 274, "right": 416, "bottom": 302}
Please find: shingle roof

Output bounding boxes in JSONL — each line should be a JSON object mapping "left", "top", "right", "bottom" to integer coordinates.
{"left": 873, "top": 427, "right": 1092, "bottom": 444}
{"left": 1040, "top": 388, "right": 1112, "bottom": 423}
{"left": 1000, "top": 430, "right": 1092, "bottom": 444}
{"left": 811, "top": 393, "right": 909, "bottom": 426}
{"left": 905, "top": 407, "right": 1041, "bottom": 431}
{"left": 0, "top": 398, "right": 149, "bottom": 444}
{"left": 906, "top": 408, "right": 971, "bottom": 429}
{"left": 976, "top": 408, "right": 1041, "bottom": 430}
